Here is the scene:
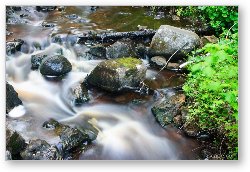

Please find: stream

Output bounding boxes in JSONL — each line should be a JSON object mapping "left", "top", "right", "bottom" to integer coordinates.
{"left": 6, "top": 6, "right": 201, "bottom": 160}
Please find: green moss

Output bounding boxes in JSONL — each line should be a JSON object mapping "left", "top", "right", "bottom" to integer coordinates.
{"left": 114, "top": 57, "right": 142, "bottom": 69}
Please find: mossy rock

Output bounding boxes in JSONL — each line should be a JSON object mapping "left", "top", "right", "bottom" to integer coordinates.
{"left": 87, "top": 57, "right": 147, "bottom": 92}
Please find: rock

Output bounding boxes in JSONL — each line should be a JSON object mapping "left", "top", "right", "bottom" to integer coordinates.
{"left": 183, "top": 121, "right": 199, "bottom": 137}
{"left": 150, "top": 56, "right": 166, "bottom": 68}
{"left": 40, "top": 55, "right": 72, "bottom": 77}
{"left": 151, "top": 93, "right": 185, "bottom": 127}
{"left": 106, "top": 38, "right": 136, "bottom": 59}
{"left": 6, "top": 128, "right": 26, "bottom": 157}
{"left": 200, "top": 35, "right": 219, "bottom": 47}
{"left": 68, "top": 82, "right": 90, "bottom": 106}
{"left": 87, "top": 57, "right": 147, "bottom": 92}
{"left": 87, "top": 45, "right": 106, "bottom": 59}
{"left": 31, "top": 53, "right": 48, "bottom": 69}
{"left": 41, "top": 22, "right": 55, "bottom": 28}
{"left": 149, "top": 25, "right": 200, "bottom": 57}
{"left": 36, "top": 6, "right": 57, "bottom": 12}
{"left": 21, "top": 139, "right": 61, "bottom": 160}
{"left": 6, "top": 150, "right": 12, "bottom": 160}
{"left": 173, "top": 115, "right": 183, "bottom": 127}
{"left": 6, "top": 82, "right": 22, "bottom": 114}
{"left": 135, "top": 43, "right": 148, "bottom": 58}
{"left": 6, "top": 39, "right": 24, "bottom": 56}
{"left": 42, "top": 119, "right": 90, "bottom": 152}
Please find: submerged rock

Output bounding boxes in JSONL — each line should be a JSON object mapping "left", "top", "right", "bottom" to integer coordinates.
{"left": 149, "top": 25, "right": 200, "bottom": 57}
{"left": 21, "top": 139, "right": 61, "bottom": 160}
{"left": 87, "top": 57, "right": 147, "bottom": 92}
{"left": 67, "top": 82, "right": 90, "bottom": 106}
{"left": 6, "top": 82, "right": 22, "bottom": 114}
{"left": 40, "top": 55, "right": 72, "bottom": 77}
{"left": 6, "top": 128, "right": 26, "bottom": 158}
{"left": 31, "top": 53, "right": 48, "bottom": 69}
{"left": 106, "top": 38, "right": 136, "bottom": 59}
{"left": 151, "top": 93, "right": 185, "bottom": 127}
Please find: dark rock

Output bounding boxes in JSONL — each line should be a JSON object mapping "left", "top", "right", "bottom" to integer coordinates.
{"left": 149, "top": 25, "right": 200, "bottom": 57}
{"left": 51, "top": 34, "right": 78, "bottom": 45}
{"left": 42, "top": 119, "right": 91, "bottom": 152}
{"left": 6, "top": 82, "right": 22, "bottom": 114}
{"left": 151, "top": 93, "right": 185, "bottom": 127}
{"left": 21, "top": 139, "right": 61, "bottom": 160}
{"left": 87, "top": 57, "right": 147, "bottom": 92}
{"left": 6, "top": 128, "right": 26, "bottom": 157}
{"left": 31, "top": 53, "right": 48, "bottom": 69}
{"left": 88, "top": 45, "right": 106, "bottom": 59}
{"left": 12, "top": 6, "right": 22, "bottom": 11}
{"left": 57, "top": 6, "right": 65, "bottom": 11}
{"left": 41, "top": 22, "right": 55, "bottom": 28}
{"left": 6, "top": 39, "right": 24, "bottom": 56}
{"left": 200, "top": 35, "right": 219, "bottom": 47}
{"left": 68, "top": 82, "right": 90, "bottom": 106}
{"left": 183, "top": 121, "right": 199, "bottom": 137}
{"left": 36, "top": 6, "right": 57, "bottom": 12}
{"left": 173, "top": 115, "right": 183, "bottom": 127}
{"left": 106, "top": 38, "right": 136, "bottom": 59}
{"left": 40, "top": 55, "right": 72, "bottom": 77}
{"left": 135, "top": 43, "right": 148, "bottom": 58}
{"left": 66, "top": 14, "right": 79, "bottom": 20}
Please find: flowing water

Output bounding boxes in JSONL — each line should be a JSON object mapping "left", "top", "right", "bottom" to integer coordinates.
{"left": 6, "top": 6, "right": 200, "bottom": 160}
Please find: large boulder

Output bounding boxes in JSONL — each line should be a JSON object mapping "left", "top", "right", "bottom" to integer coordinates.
{"left": 6, "top": 82, "right": 22, "bottom": 114}
{"left": 106, "top": 38, "right": 136, "bottom": 59}
{"left": 87, "top": 57, "right": 147, "bottom": 92}
{"left": 151, "top": 93, "right": 185, "bottom": 127}
{"left": 40, "top": 55, "right": 72, "bottom": 77}
{"left": 21, "top": 139, "right": 61, "bottom": 160}
{"left": 149, "top": 25, "right": 200, "bottom": 57}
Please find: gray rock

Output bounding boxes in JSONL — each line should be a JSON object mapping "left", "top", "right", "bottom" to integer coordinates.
{"left": 151, "top": 93, "right": 185, "bottom": 127}
{"left": 6, "top": 82, "right": 22, "bottom": 114}
{"left": 21, "top": 139, "right": 61, "bottom": 160}
{"left": 31, "top": 53, "right": 48, "bottom": 69}
{"left": 88, "top": 45, "right": 106, "bottom": 59}
{"left": 6, "top": 128, "right": 26, "bottom": 156}
{"left": 40, "top": 55, "right": 72, "bottom": 77}
{"left": 68, "top": 82, "right": 90, "bottom": 106}
{"left": 87, "top": 57, "right": 147, "bottom": 92}
{"left": 150, "top": 25, "right": 200, "bottom": 56}
{"left": 106, "top": 38, "right": 136, "bottom": 59}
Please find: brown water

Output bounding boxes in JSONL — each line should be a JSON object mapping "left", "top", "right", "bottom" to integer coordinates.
{"left": 6, "top": 6, "right": 200, "bottom": 160}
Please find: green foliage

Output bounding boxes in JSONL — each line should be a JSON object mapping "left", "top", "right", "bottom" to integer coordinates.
{"left": 183, "top": 33, "right": 238, "bottom": 159}
{"left": 176, "top": 6, "right": 238, "bottom": 35}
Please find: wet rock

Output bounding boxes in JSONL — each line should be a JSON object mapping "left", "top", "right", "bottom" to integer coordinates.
{"left": 200, "top": 35, "right": 219, "bottom": 47}
{"left": 51, "top": 34, "right": 78, "bottom": 45}
{"left": 135, "top": 43, "right": 148, "bottom": 58}
{"left": 173, "top": 115, "right": 183, "bottom": 127}
{"left": 151, "top": 93, "right": 185, "bottom": 127}
{"left": 6, "top": 39, "right": 24, "bottom": 56}
{"left": 21, "top": 139, "right": 61, "bottom": 160}
{"left": 66, "top": 14, "right": 79, "bottom": 20}
{"left": 87, "top": 57, "right": 147, "bottom": 92}
{"left": 87, "top": 45, "right": 106, "bottom": 59}
{"left": 41, "top": 22, "right": 55, "bottom": 28}
{"left": 31, "top": 53, "right": 48, "bottom": 69}
{"left": 106, "top": 38, "right": 136, "bottom": 59}
{"left": 149, "top": 25, "right": 200, "bottom": 57}
{"left": 36, "top": 6, "right": 57, "bottom": 12}
{"left": 150, "top": 56, "right": 166, "bottom": 68}
{"left": 40, "top": 55, "right": 72, "bottom": 77}
{"left": 57, "top": 6, "right": 65, "bottom": 11}
{"left": 68, "top": 82, "right": 90, "bottom": 106}
{"left": 6, "top": 82, "right": 22, "bottom": 114}
{"left": 183, "top": 121, "right": 200, "bottom": 137}
{"left": 6, "top": 128, "right": 26, "bottom": 158}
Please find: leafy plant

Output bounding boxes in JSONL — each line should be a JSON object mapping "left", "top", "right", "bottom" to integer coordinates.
{"left": 183, "top": 33, "right": 238, "bottom": 160}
